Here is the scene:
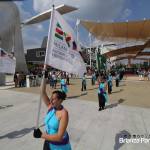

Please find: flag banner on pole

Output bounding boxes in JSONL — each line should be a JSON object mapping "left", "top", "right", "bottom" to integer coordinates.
{"left": 0, "top": 49, "right": 16, "bottom": 74}
{"left": 45, "top": 10, "right": 86, "bottom": 77}
{"left": 76, "top": 19, "right": 80, "bottom": 26}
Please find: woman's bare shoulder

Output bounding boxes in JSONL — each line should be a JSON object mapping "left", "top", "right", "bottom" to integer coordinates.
{"left": 61, "top": 108, "right": 68, "bottom": 117}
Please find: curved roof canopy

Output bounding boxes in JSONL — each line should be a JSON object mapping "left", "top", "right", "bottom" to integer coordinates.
{"left": 23, "top": 4, "right": 78, "bottom": 25}
{"left": 80, "top": 19, "right": 150, "bottom": 61}
{"left": 80, "top": 19, "right": 150, "bottom": 41}
{"left": 114, "top": 56, "right": 150, "bottom": 61}
{"left": 104, "top": 39, "right": 150, "bottom": 58}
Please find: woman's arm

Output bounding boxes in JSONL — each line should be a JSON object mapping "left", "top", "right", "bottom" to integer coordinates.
{"left": 104, "top": 82, "right": 108, "bottom": 91}
{"left": 41, "top": 70, "right": 51, "bottom": 107}
{"left": 41, "top": 110, "right": 68, "bottom": 142}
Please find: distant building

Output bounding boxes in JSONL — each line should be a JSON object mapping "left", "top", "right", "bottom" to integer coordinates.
{"left": 25, "top": 48, "right": 46, "bottom": 64}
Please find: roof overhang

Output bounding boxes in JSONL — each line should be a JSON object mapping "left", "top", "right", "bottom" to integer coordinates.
{"left": 103, "top": 39, "right": 150, "bottom": 58}
{"left": 80, "top": 19, "right": 150, "bottom": 41}
{"left": 114, "top": 56, "right": 150, "bottom": 61}
{"left": 23, "top": 4, "right": 78, "bottom": 25}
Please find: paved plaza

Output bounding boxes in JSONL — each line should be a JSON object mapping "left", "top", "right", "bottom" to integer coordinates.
{"left": 0, "top": 77, "right": 150, "bottom": 150}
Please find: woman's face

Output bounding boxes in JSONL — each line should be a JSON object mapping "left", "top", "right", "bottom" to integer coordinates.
{"left": 50, "top": 93, "right": 62, "bottom": 108}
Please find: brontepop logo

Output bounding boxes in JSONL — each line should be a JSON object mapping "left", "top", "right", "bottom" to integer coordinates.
{"left": 119, "top": 134, "right": 150, "bottom": 144}
{"left": 119, "top": 138, "right": 150, "bottom": 144}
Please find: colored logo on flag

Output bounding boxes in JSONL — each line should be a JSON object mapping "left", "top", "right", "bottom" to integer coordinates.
{"left": 55, "top": 22, "right": 77, "bottom": 50}
{"left": 55, "top": 23, "right": 64, "bottom": 40}
{"left": 64, "top": 32, "right": 71, "bottom": 47}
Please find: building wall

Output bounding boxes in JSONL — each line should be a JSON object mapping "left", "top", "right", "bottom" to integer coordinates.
{"left": 26, "top": 48, "right": 46, "bottom": 64}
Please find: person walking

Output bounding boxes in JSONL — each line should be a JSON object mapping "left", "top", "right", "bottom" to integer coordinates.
{"left": 107, "top": 73, "right": 113, "bottom": 94}
{"left": 81, "top": 73, "right": 87, "bottom": 91}
{"left": 115, "top": 72, "right": 120, "bottom": 87}
{"left": 91, "top": 72, "right": 96, "bottom": 85}
{"left": 33, "top": 69, "right": 72, "bottom": 150}
{"left": 60, "top": 76, "right": 68, "bottom": 94}
{"left": 98, "top": 76, "right": 108, "bottom": 111}
{"left": 14, "top": 72, "right": 18, "bottom": 87}
{"left": 52, "top": 72, "right": 57, "bottom": 89}
{"left": 66, "top": 74, "right": 70, "bottom": 85}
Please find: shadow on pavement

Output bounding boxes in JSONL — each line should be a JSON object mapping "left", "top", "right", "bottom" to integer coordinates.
{"left": 114, "top": 130, "right": 131, "bottom": 150}
{"left": 87, "top": 87, "right": 97, "bottom": 91}
{"left": 0, "top": 105, "right": 13, "bottom": 110}
{"left": 0, "top": 127, "right": 34, "bottom": 139}
{"left": 67, "top": 92, "right": 87, "bottom": 99}
{"left": 119, "top": 84, "right": 126, "bottom": 87}
{"left": 105, "top": 99, "right": 125, "bottom": 109}
{"left": 112, "top": 89, "right": 123, "bottom": 94}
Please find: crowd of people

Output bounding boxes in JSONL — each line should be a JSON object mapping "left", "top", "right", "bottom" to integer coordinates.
{"left": 137, "top": 69, "right": 150, "bottom": 81}
{"left": 14, "top": 72, "right": 26, "bottom": 87}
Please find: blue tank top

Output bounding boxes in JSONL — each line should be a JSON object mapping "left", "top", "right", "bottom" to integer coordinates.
{"left": 98, "top": 82, "right": 105, "bottom": 94}
{"left": 44, "top": 108, "right": 72, "bottom": 150}
{"left": 98, "top": 83, "right": 108, "bottom": 102}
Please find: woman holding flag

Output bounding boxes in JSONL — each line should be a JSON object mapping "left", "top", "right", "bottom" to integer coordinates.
{"left": 33, "top": 69, "right": 72, "bottom": 150}
{"left": 33, "top": 5, "right": 86, "bottom": 150}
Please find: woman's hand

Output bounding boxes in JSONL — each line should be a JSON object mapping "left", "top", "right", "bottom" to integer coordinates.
{"left": 33, "top": 128, "right": 42, "bottom": 138}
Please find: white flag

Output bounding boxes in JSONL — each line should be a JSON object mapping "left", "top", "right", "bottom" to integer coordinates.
{"left": 0, "top": 49, "right": 16, "bottom": 74}
{"left": 45, "top": 10, "right": 86, "bottom": 77}
{"left": 89, "top": 32, "right": 91, "bottom": 37}
{"left": 76, "top": 19, "right": 80, "bottom": 26}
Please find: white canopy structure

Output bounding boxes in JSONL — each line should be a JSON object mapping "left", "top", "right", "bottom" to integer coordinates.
{"left": 23, "top": 4, "right": 78, "bottom": 25}
{"left": 80, "top": 19, "right": 150, "bottom": 64}
{"left": 80, "top": 19, "right": 150, "bottom": 41}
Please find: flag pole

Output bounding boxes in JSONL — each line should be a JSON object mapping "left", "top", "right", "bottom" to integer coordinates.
{"left": 76, "top": 19, "right": 79, "bottom": 48}
{"left": 89, "top": 33, "right": 92, "bottom": 68}
{"left": 35, "top": 4, "right": 55, "bottom": 129}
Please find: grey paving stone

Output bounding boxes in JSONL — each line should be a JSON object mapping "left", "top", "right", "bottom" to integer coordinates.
{"left": 0, "top": 90, "right": 150, "bottom": 150}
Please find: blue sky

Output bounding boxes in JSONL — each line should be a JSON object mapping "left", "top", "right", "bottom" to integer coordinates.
{"left": 14, "top": 0, "right": 150, "bottom": 51}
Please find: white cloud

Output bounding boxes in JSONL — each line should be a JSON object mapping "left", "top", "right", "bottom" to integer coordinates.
{"left": 22, "top": 24, "right": 44, "bottom": 50}
{"left": 33, "top": 0, "right": 126, "bottom": 21}
{"left": 22, "top": 27, "right": 43, "bottom": 51}
{"left": 121, "top": 8, "right": 132, "bottom": 20}
{"left": 33, "top": 24, "right": 44, "bottom": 32}
{"left": 15, "top": 1, "right": 32, "bottom": 21}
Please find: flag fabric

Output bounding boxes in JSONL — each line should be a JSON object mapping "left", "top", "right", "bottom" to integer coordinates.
{"left": 55, "top": 23, "right": 64, "bottom": 40}
{"left": 76, "top": 19, "right": 80, "bottom": 26}
{"left": 89, "top": 32, "right": 91, "bottom": 37}
{"left": 45, "top": 10, "right": 86, "bottom": 77}
{"left": 0, "top": 49, "right": 16, "bottom": 74}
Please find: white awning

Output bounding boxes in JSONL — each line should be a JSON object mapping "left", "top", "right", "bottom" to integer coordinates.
{"left": 80, "top": 19, "right": 150, "bottom": 41}
{"left": 23, "top": 4, "right": 78, "bottom": 25}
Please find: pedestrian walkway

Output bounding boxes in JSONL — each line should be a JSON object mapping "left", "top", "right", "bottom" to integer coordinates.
{"left": 0, "top": 90, "right": 150, "bottom": 150}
